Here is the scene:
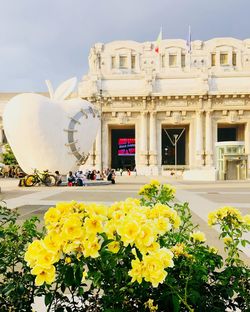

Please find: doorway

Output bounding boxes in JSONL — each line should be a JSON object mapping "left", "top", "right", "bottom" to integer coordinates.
{"left": 111, "top": 128, "right": 135, "bottom": 170}
{"left": 161, "top": 127, "right": 188, "bottom": 165}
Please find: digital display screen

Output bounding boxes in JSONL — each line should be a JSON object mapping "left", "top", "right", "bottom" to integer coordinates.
{"left": 118, "top": 138, "right": 135, "bottom": 156}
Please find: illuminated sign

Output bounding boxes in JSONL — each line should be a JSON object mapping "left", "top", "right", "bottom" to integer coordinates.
{"left": 118, "top": 138, "right": 135, "bottom": 156}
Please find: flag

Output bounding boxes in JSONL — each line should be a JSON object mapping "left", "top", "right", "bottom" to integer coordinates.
{"left": 155, "top": 28, "right": 162, "bottom": 53}
{"left": 186, "top": 25, "right": 192, "bottom": 53}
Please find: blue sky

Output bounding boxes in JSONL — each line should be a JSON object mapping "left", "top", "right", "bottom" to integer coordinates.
{"left": 0, "top": 0, "right": 250, "bottom": 92}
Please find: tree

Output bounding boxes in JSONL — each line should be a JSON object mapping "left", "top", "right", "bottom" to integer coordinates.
{"left": 2, "top": 144, "right": 18, "bottom": 165}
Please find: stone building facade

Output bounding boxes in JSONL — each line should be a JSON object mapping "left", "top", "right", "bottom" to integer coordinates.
{"left": 2, "top": 37, "right": 250, "bottom": 179}
{"left": 78, "top": 38, "right": 250, "bottom": 179}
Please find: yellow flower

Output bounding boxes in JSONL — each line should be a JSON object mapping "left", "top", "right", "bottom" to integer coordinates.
{"left": 36, "top": 248, "right": 59, "bottom": 267}
{"left": 190, "top": 231, "right": 206, "bottom": 243}
{"left": 138, "top": 184, "right": 152, "bottom": 195}
{"left": 154, "top": 217, "right": 170, "bottom": 235}
{"left": 208, "top": 211, "right": 217, "bottom": 226}
{"left": 56, "top": 202, "right": 74, "bottom": 215}
{"left": 152, "top": 203, "right": 180, "bottom": 229}
{"left": 84, "top": 215, "right": 103, "bottom": 234}
{"left": 63, "top": 240, "right": 81, "bottom": 254}
{"left": 108, "top": 241, "right": 120, "bottom": 253}
{"left": 243, "top": 214, "right": 250, "bottom": 225}
{"left": 83, "top": 238, "right": 101, "bottom": 258}
{"left": 44, "top": 207, "right": 61, "bottom": 227}
{"left": 85, "top": 203, "right": 108, "bottom": 218}
{"left": 141, "top": 242, "right": 160, "bottom": 255}
{"left": 136, "top": 223, "right": 155, "bottom": 248}
{"left": 104, "top": 220, "right": 116, "bottom": 239}
{"left": 171, "top": 243, "right": 186, "bottom": 257}
{"left": 143, "top": 254, "right": 167, "bottom": 287}
{"left": 31, "top": 265, "right": 56, "bottom": 286}
{"left": 117, "top": 218, "right": 141, "bottom": 246}
{"left": 128, "top": 258, "right": 144, "bottom": 284}
{"left": 161, "top": 184, "right": 176, "bottom": 197}
{"left": 223, "top": 237, "right": 233, "bottom": 245}
{"left": 154, "top": 248, "right": 174, "bottom": 268}
{"left": 61, "top": 215, "right": 83, "bottom": 240}
{"left": 209, "top": 246, "right": 218, "bottom": 254}
{"left": 145, "top": 299, "right": 158, "bottom": 312}
{"left": 65, "top": 257, "right": 71, "bottom": 264}
{"left": 82, "top": 270, "right": 88, "bottom": 282}
{"left": 43, "top": 231, "right": 63, "bottom": 253}
{"left": 150, "top": 179, "right": 160, "bottom": 187}
{"left": 214, "top": 206, "right": 242, "bottom": 222}
{"left": 25, "top": 240, "right": 44, "bottom": 267}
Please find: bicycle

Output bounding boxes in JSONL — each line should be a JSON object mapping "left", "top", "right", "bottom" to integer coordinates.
{"left": 24, "top": 169, "right": 56, "bottom": 187}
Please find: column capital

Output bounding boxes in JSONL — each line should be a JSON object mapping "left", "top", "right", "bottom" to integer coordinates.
{"left": 196, "top": 110, "right": 203, "bottom": 117}
{"left": 150, "top": 110, "right": 157, "bottom": 117}
{"left": 205, "top": 110, "right": 213, "bottom": 117}
{"left": 140, "top": 111, "right": 148, "bottom": 117}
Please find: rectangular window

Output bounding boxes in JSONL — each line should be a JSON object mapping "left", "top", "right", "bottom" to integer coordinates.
{"left": 211, "top": 53, "right": 216, "bottom": 66}
{"left": 220, "top": 53, "right": 228, "bottom": 65}
{"left": 131, "top": 55, "right": 136, "bottom": 69}
{"left": 169, "top": 54, "right": 177, "bottom": 67}
{"left": 232, "top": 52, "right": 237, "bottom": 66}
{"left": 181, "top": 54, "right": 185, "bottom": 67}
{"left": 161, "top": 55, "right": 165, "bottom": 67}
{"left": 119, "top": 56, "right": 128, "bottom": 68}
{"left": 111, "top": 56, "right": 116, "bottom": 69}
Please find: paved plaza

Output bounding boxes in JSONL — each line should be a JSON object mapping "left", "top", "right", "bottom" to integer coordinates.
{"left": 0, "top": 175, "right": 250, "bottom": 265}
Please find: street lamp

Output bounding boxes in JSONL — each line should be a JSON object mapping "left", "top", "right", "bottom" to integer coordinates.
{"left": 98, "top": 89, "right": 103, "bottom": 172}
{"left": 173, "top": 134, "right": 178, "bottom": 175}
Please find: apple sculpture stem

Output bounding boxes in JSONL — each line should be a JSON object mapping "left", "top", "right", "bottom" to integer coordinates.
{"left": 3, "top": 77, "right": 100, "bottom": 175}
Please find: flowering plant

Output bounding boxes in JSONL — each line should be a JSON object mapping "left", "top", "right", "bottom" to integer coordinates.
{"left": 1, "top": 180, "right": 250, "bottom": 311}
{"left": 0, "top": 205, "right": 43, "bottom": 312}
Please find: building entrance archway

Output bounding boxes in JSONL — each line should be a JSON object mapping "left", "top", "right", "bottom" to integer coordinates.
{"left": 110, "top": 128, "right": 135, "bottom": 170}
{"left": 161, "top": 126, "right": 189, "bottom": 166}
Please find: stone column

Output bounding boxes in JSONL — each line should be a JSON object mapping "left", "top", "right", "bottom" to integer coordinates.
{"left": 135, "top": 53, "right": 140, "bottom": 72}
{"left": 205, "top": 111, "right": 213, "bottom": 167}
{"left": 149, "top": 111, "right": 157, "bottom": 165}
{"left": 95, "top": 124, "right": 102, "bottom": 171}
{"left": 140, "top": 111, "right": 148, "bottom": 165}
{"left": 216, "top": 51, "right": 220, "bottom": 68}
{"left": 245, "top": 122, "right": 250, "bottom": 178}
{"left": 176, "top": 50, "right": 181, "bottom": 68}
{"left": 195, "top": 111, "right": 203, "bottom": 167}
{"left": 102, "top": 121, "right": 109, "bottom": 170}
{"left": 236, "top": 51, "right": 242, "bottom": 70}
{"left": 228, "top": 50, "right": 233, "bottom": 66}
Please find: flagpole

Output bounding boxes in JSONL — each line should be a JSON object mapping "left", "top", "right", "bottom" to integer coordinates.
{"left": 188, "top": 25, "right": 191, "bottom": 71}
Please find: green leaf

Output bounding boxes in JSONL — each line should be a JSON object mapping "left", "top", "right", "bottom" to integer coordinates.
{"left": 45, "top": 292, "right": 53, "bottom": 306}
{"left": 93, "top": 271, "right": 102, "bottom": 287}
{"left": 75, "top": 265, "right": 82, "bottom": 286}
{"left": 172, "top": 294, "right": 180, "bottom": 312}
{"left": 101, "top": 238, "right": 115, "bottom": 249}
{"left": 60, "top": 282, "right": 66, "bottom": 293}
{"left": 78, "top": 287, "right": 84, "bottom": 296}
{"left": 65, "top": 266, "right": 74, "bottom": 286}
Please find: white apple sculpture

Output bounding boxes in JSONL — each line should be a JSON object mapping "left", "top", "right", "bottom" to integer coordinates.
{"left": 3, "top": 77, "right": 100, "bottom": 174}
